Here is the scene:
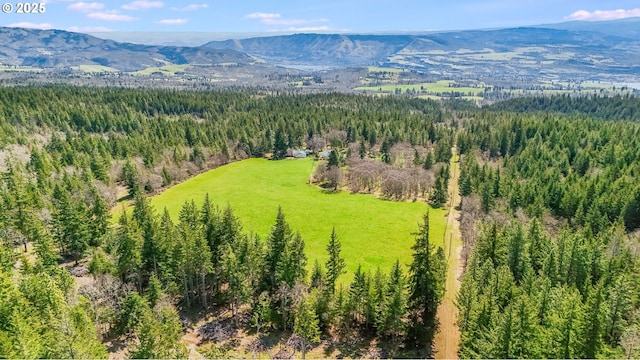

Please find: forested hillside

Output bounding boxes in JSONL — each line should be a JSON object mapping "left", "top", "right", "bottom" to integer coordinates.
{"left": 456, "top": 103, "right": 640, "bottom": 358}
{"left": 488, "top": 94, "right": 640, "bottom": 120}
{"left": 0, "top": 87, "right": 448, "bottom": 358}
{"left": 1, "top": 86, "right": 639, "bottom": 358}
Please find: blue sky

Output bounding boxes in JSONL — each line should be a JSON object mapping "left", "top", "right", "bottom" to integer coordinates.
{"left": 2, "top": 0, "right": 640, "bottom": 33}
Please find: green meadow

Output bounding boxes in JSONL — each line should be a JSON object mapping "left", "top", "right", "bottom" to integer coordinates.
{"left": 355, "top": 80, "right": 489, "bottom": 95}
{"left": 120, "top": 158, "right": 447, "bottom": 279}
{"left": 130, "top": 64, "right": 190, "bottom": 76}
{"left": 71, "top": 65, "right": 120, "bottom": 73}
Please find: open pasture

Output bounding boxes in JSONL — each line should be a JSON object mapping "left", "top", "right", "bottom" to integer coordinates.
{"left": 122, "top": 158, "right": 448, "bottom": 278}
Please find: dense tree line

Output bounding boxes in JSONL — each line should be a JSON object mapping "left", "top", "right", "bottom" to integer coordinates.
{"left": 456, "top": 104, "right": 640, "bottom": 358}
{"left": 488, "top": 93, "right": 640, "bottom": 121}
{"left": 2, "top": 85, "right": 639, "bottom": 357}
{"left": 103, "top": 197, "right": 446, "bottom": 357}
{"left": 0, "top": 87, "right": 451, "bottom": 357}
{"left": 0, "top": 86, "right": 447, "bottom": 208}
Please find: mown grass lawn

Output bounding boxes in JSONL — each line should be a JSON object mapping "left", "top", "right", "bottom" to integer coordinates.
{"left": 119, "top": 158, "right": 447, "bottom": 280}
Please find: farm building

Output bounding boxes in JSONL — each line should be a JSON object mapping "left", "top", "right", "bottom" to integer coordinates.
{"left": 290, "top": 149, "right": 308, "bottom": 158}
{"left": 319, "top": 149, "right": 333, "bottom": 159}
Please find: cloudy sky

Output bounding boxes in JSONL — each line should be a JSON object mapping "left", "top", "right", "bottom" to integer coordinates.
{"left": 2, "top": 0, "right": 640, "bottom": 33}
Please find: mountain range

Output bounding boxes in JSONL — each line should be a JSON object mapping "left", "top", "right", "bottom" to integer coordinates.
{"left": 1, "top": 18, "right": 639, "bottom": 81}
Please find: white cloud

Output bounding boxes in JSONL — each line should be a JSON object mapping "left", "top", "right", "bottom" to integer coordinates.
{"left": 87, "top": 10, "right": 137, "bottom": 21}
{"left": 265, "top": 18, "right": 319, "bottom": 25}
{"left": 565, "top": 8, "right": 640, "bottom": 21}
{"left": 67, "top": 26, "right": 113, "bottom": 32}
{"left": 7, "top": 22, "right": 54, "bottom": 29}
{"left": 121, "top": 0, "right": 163, "bottom": 11}
{"left": 286, "top": 26, "right": 332, "bottom": 32}
{"left": 246, "top": 12, "right": 281, "bottom": 20}
{"left": 155, "top": 18, "right": 188, "bottom": 25}
{"left": 245, "top": 12, "right": 328, "bottom": 26}
{"left": 171, "top": 3, "right": 207, "bottom": 11}
{"left": 67, "top": 2, "right": 104, "bottom": 12}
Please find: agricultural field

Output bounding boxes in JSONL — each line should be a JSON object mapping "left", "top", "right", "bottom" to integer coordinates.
{"left": 355, "top": 79, "right": 489, "bottom": 102}
{"left": 0, "top": 65, "right": 44, "bottom": 72}
{"left": 119, "top": 157, "right": 447, "bottom": 278}
{"left": 130, "top": 64, "right": 191, "bottom": 76}
{"left": 355, "top": 69, "right": 639, "bottom": 104}
{"left": 71, "top": 65, "right": 120, "bottom": 73}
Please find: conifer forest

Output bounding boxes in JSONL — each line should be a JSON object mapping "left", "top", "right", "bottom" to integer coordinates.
{"left": 1, "top": 86, "right": 640, "bottom": 358}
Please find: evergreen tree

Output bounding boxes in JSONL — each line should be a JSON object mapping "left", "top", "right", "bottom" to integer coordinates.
{"left": 174, "top": 200, "right": 206, "bottom": 308}
{"left": 359, "top": 139, "right": 366, "bottom": 159}
{"left": 347, "top": 264, "right": 369, "bottom": 325}
{"left": 381, "top": 260, "right": 407, "bottom": 345}
{"left": 507, "top": 223, "right": 528, "bottom": 283}
{"left": 325, "top": 227, "right": 346, "bottom": 294}
{"left": 89, "top": 188, "right": 110, "bottom": 247}
{"left": 423, "top": 150, "right": 434, "bottom": 170}
{"left": 328, "top": 149, "right": 340, "bottom": 168}
{"left": 221, "top": 243, "right": 250, "bottom": 320}
{"left": 53, "top": 299, "right": 109, "bottom": 359}
{"left": 480, "top": 182, "right": 494, "bottom": 213}
{"left": 429, "top": 169, "right": 448, "bottom": 207}
{"left": 434, "top": 137, "right": 452, "bottom": 163}
{"left": 293, "top": 295, "right": 320, "bottom": 359}
{"left": 578, "top": 280, "right": 606, "bottom": 358}
{"left": 371, "top": 267, "right": 388, "bottom": 332}
{"left": 191, "top": 222, "right": 213, "bottom": 309}
{"left": 381, "top": 139, "right": 391, "bottom": 164}
{"left": 133, "top": 192, "right": 160, "bottom": 281}
{"left": 52, "top": 187, "right": 91, "bottom": 263}
{"left": 310, "top": 260, "right": 325, "bottom": 289}
{"left": 131, "top": 307, "right": 188, "bottom": 359}
{"left": 413, "top": 149, "right": 422, "bottom": 166}
{"left": 459, "top": 164, "right": 472, "bottom": 196}
{"left": 265, "top": 207, "right": 293, "bottom": 291}
{"left": 604, "top": 275, "right": 633, "bottom": 346}
{"left": 121, "top": 160, "right": 139, "bottom": 197}
{"left": 145, "top": 274, "right": 165, "bottom": 309}
{"left": 31, "top": 217, "right": 60, "bottom": 269}
{"left": 90, "top": 154, "right": 110, "bottom": 183}
{"left": 277, "top": 232, "right": 307, "bottom": 287}
{"left": 115, "top": 212, "right": 142, "bottom": 288}
{"left": 407, "top": 211, "right": 446, "bottom": 354}
{"left": 273, "top": 128, "right": 288, "bottom": 160}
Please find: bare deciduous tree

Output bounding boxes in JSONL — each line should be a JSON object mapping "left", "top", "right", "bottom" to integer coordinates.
{"left": 306, "top": 135, "right": 325, "bottom": 153}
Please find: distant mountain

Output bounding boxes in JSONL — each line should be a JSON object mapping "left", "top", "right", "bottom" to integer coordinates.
{"left": 88, "top": 31, "right": 287, "bottom": 47}
{"left": 1, "top": 23, "right": 639, "bottom": 81}
{"left": 536, "top": 17, "right": 640, "bottom": 40}
{"left": 202, "top": 28, "right": 640, "bottom": 77}
{"left": 0, "top": 27, "right": 256, "bottom": 71}
{"left": 203, "top": 34, "right": 415, "bottom": 67}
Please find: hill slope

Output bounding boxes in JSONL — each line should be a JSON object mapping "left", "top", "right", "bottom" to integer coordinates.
{"left": 537, "top": 17, "right": 640, "bottom": 40}
{"left": 1, "top": 23, "right": 639, "bottom": 81}
{"left": 202, "top": 28, "right": 640, "bottom": 77}
{"left": 0, "top": 27, "right": 256, "bottom": 71}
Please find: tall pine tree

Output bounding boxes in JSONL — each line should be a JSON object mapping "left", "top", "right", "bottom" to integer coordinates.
{"left": 407, "top": 211, "right": 446, "bottom": 354}
{"left": 325, "top": 227, "right": 346, "bottom": 294}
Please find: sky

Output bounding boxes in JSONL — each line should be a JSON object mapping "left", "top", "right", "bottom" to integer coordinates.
{"left": 2, "top": 0, "right": 640, "bottom": 33}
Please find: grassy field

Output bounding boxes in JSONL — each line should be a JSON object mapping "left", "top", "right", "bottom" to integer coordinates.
{"left": 355, "top": 80, "right": 489, "bottom": 95}
{"left": 116, "top": 158, "right": 447, "bottom": 279}
{"left": 0, "top": 65, "right": 44, "bottom": 72}
{"left": 130, "top": 64, "right": 190, "bottom": 76}
{"left": 71, "top": 65, "right": 120, "bottom": 73}
{"left": 367, "top": 66, "right": 403, "bottom": 73}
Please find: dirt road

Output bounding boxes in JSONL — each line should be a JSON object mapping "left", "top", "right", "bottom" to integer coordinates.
{"left": 433, "top": 151, "right": 463, "bottom": 359}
